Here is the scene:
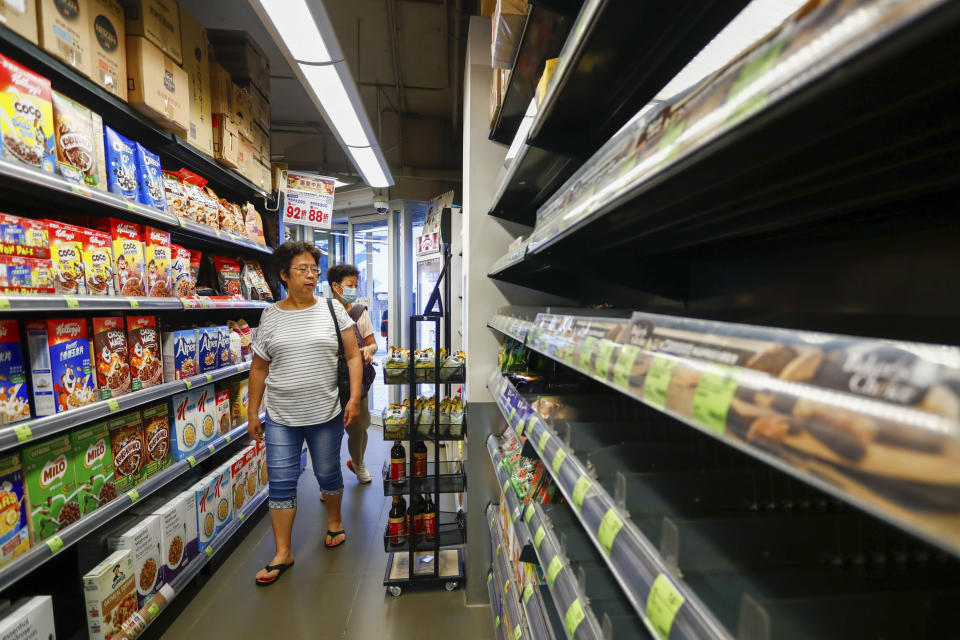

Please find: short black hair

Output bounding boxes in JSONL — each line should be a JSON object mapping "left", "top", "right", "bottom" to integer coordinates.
{"left": 274, "top": 241, "right": 320, "bottom": 283}
{"left": 327, "top": 263, "right": 359, "bottom": 286}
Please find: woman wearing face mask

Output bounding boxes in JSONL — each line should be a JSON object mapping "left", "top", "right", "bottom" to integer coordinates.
{"left": 328, "top": 263, "right": 378, "bottom": 483}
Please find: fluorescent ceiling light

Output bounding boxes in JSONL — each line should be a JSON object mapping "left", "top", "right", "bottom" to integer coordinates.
{"left": 257, "top": 0, "right": 332, "bottom": 63}
{"left": 299, "top": 63, "right": 368, "bottom": 147}
{"left": 348, "top": 146, "right": 391, "bottom": 188}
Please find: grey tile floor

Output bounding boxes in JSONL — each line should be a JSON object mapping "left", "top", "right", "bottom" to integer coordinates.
{"left": 159, "top": 433, "right": 493, "bottom": 640}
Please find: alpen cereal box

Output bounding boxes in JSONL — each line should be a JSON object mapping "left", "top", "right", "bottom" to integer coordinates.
{"left": 217, "top": 325, "right": 231, "bottom": 369}
{"left": 195, "top": 385, "right": 216, "bottom": 447}
{"left": 26, "top": 317, "right": 96, "bottom": 416}
{"left": 45, "top": 220, "right": 86, "bottom": 295}
{"left": 0, "top": 53, "right": 55, "bottom": 172}
{"left": 161, "top": 329, "right": 196, "bottom": 381}
{"left": 169, "top": 390, "right": 198, "bottom": 461}
{"left": 107, "top": 410, "right": 143, "bottom": 493}
{"left": 81, "top": 228, "right": 115, "bottom": 295}
{"left": 196, "top": 326, "right": 219, "bottom": 374}
{"left": 71, "top": 420, "right": 114, "bottom": 516}
{"left": 96, "top": 218, "right": 145, "bottom": 296}
{"left": 82, "top": 549, "right": 137, "bottom": 640}
{"left": 0, "top": 596, "right": 55, "bottom": 640}
{"left": 192, "top": 479, "right": 215, "bottom": 553}
{"left": 0, "top": 213, "right": 49, "bottom": 259}
{"left": 23, "top": 435, "right": 78, "bottom": 543}
{"left": 153, "top": 500, "right": 186, "bottom": 584}
{"left": 126, "top": 315, "right": 161, "bottom": 390}
{"left": 0, "top": 454, "right": 31, "bottom": 567}
{"left": 211, "top": 463, "right": 232, "bottom": 534}
{"left": 107, "top": 515, "right": 163, "bottom": 608}
{"left": 142, "top": 226, "right": 171, "bottom": 297}
{"left": 178, "top": 490, "right": 198, "bottom": 563}
{"left": 92, "top": 316, "right": 131, "bottom": 399}
{"left": 0, "top": 320, "right": 30, "bottom": 425}
{"left": 214, "top": 389, "right": 230, "bottom": 435}
{"left": 141, "top": 402, "right": 170, "bottom": 478}
{"left": 104, "top": 125, "right": 138, "bottom": 201}
{"left": 135, "top": 143, "right": 165, "bottom": 210}
{"left": 169, "top": 244, "right": 192, "bottom": 297}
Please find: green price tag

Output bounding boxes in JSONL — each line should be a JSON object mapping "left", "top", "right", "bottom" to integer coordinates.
{"left": 214, "top": 228, "right": 222, "bottom": 237}
{"left": 691, "top": 368, "right": 738, "bottom": 434}
{"left": 563, "top": 341, "right": 577, "bottom": 365}
{"left": 127, "top": 489, "right": 139, "bottom": 503}
{"left": 497, "top": 544, "right": 502, "bottom": 556}
{"left": 177, "top": 217, "right": 187, "bottom": 227}
{"left": 502, "top": 479, "right": 510, "bottom": 496}
{"left": 578, "top": 336, "right": 597, "bottom": 370}
{"left": 647, "top": 574, "right": 686, "bottom": 640}
{"left": 512, "top": 506, "right": 520, "bottom": 522}
{"left": 71, "top": 184, "right": 87, "bottom": 196}
{"left": 503, "top": 580, "right": 510, "bottom": 595}
{"left": 187, "top": 456, "right": 197, "bottom": 467}
{"left": 495, "top": 616, "right": 500, "bottom": 629}
{"left": 538, "top": 431, "right": 551, "bottom": 453}
{"left": 508, "top": 407, "right": 516, "bottom": 423}
{"left": 565, "top": 599, "right": 586, "bottom": 637}
{"left": 598, "top": 509, "right": 625, "bottom": 556}
{"left": 205, "top": 546, "right": 213, "bottom": 558}
{"left": 125, "top": 201, "right": 137, "bottom": 211}
{"left": 225, "top": 435, "right": 232, "bottom": 443}
{"left": 208, "top": 445, "right": 216, "bottom": 454}
{"left": 644, "top": 357, "right": 678, "bottom": 409}
{"left": 64, "top": 295, "right": 79, "bottom": 309}
{"left": 148, "top": 603, "right": 160, "bottom": 617}
{"left": 236, "top": 364, "right": 245, "bottom": 372}
{"left": 613, "top": 344, "right": 640, "bottom": 388}
{"left": 107, "top": 399, "right": 120, "bottom": 413}
{"left": 238, "top": 512, "right": 245, "bottom": 522}
{"left": 514, "top": 624, "right": 521, "bottom": 640}
{"left": 524, "top": 504, "right": 534, "bottom": 523}
{"left": 595, "top": 340, "right": 617, "bottom": 378}
{"left": 13, "top": 424, "right": 32, "bottom": 443}
{"left": 727, "top": 38, "right": 786, "bottom": 122}
{"left": 526, "top": 415, "right": 538, "bottom": 432}
{"left": 497, "top": 460, "right": 504, "bottom": 472}
{"left": 572, "top": 476, "right": 591, "bottom": 511}
{"left": 45, "top": 535, "right": 64, "bottom": 554}
{"left": 546, "top": 556, "right": 563, "bottom": 589}
{"left": 127, "top": 297, "right": 139, "bottom": 308}
{"left": 523, "top": 584, "right": 533, "bottom": 606}
{"left": 184, "top": 380, "right": 193, "bottom": 389}
{"left": 487, "top": 572, "right": 493, "bottom": 584}
{"left": 0, "top": 298, "right": 9, "bottom": 310}
{"left": 533, "top": 526, "right": 546, "bottom": 549}
{"left": 515, "top": 418, "right": 525, "bottom": 437}
{"left": 205, "top": 373, "right": 213, "bottom": 383}
{"left": 551, "top": 449, "right": 567, "bottom": 474}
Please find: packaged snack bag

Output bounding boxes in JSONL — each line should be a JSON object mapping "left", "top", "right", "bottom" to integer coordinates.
{"left": 92, "top": 316, "right": 131, "bottom": 399}
{"left": 103, "top": 125, "right": 138, "bottom": 201}
{"left": 45, "top": 220, "right": 86, "bottom": 295}
{"left": 81, "top": 228, "right": 114, "bottom": 295}
{"left": 95, "top": 218, "right": 145, "bottom": 296}
{"left": 135, "top": 143, "right": 166, "bottom": 210}
{"left": 107, "top": 410, "right": 143, "bottom": 493}
{"left": 126, "top": 315, "right": 162, "bottom": 390}
{"left": 170, "top": 243, "right": 192, "bottom": 297}
{"left": 0, "top": 54, "right": 55, "bottom": 172}
{"left": 211, "top": 256, "right": 242, "bottom": 296}
{"left": 26, "top": 318, "right": 96, "bottom": 416}
{"left": 241, "top": 259, "right": 272, "bottom": 300}
{"left": 229, "top": 320, "right": 253, "bottom": 361}
{"left": 141, "top": 402, "right": 171, "bottom": 478}
{"left": 0, "top": 320, "right": 30, "bottom": 424}
{"left": 163, "top": 170, "right": 188, "bottom": 219}
{"left": 0, "top": 453, "right": 31, "bottom": 565}
{"left": 161, "top": 329, "right": 197, "bottom": 381}
{"left": 52, "top": 91, "right": 105, "bottom": 189}
{"left": 0, "top": 214, "right": 49, "bottom": 259}
{"left": 23, "top": 435, "right": 78, "bottom": 542}
{"left": 71, "top": 420, "right": 114, "bottom": 516}
{"left": 189, "top": 249, "right": 202, "bottom": 289}
{"left": 384, "top": 347, "right": 409, "bottom": 383}
{"left": 243, "top": 203, "right": 265, "bottom": 244}
{"left": 142, "top": 225, "right": 171, "bottom": 297}
{"left": 179, "top": 169, "right": 218, "bottom": 226}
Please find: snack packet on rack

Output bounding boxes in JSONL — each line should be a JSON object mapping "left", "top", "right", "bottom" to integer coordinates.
{"left": 163, "top": 171, "right": 188, "bottom": 219}
{"left": 179, "top": 170, "right": 219, "bottom": 227}
{"left": 414, "top": 349, "right": 435, "bottom": 382}
{"left": 382, "top": 403, "right": 409, "bottom": 439}
{"left": 416, "top": 397, "right": 436, "bottom": 436}
{"left": 228, "top": 320, "right": 253, "bottom": 361}
{"left": 241, "top": 259, "right": 272, "bottom": 301}
{"left": 243, "top": 203, "right": 265, "bottom": 244}
{"left": 448, "top": 396, "right": 465, "bottom": 437}
{"left": 81, "top": 229, "right": 114, "bottom": 296}
{"left": 384, "top": 347, "right": 409, "bottom": 383}
{"left": 441, "top": 350, "right": 466, "bottom": 380}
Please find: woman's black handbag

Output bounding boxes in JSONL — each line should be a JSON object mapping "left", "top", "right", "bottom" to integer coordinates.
{"left": 326, "top": 299, "right": 352, "bottom": 409}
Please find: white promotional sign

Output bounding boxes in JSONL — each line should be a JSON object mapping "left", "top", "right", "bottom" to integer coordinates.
{"left": 281, "top": 171, "right": 336, "bottom": 229}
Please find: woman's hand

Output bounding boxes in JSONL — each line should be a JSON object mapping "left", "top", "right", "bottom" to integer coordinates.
{"left": 344, "top": 398, "right": 361, "bottom": 428}
{"left": 361, "top": 345, "right": 376, "bottom": 365}
{"left": 248, "top": 413, "right": 264, "bottom": 442}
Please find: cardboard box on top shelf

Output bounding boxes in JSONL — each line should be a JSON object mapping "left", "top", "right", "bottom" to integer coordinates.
{"left": 256, "top": 159, "right": 271, "bottom": 192}
{"left": 209, "top": 60, "right": 232, "bottom": 115}
{"left": 87, "top": 0, "right": 126, "bottom": 100}
{"left": 119, "top": 0, "right": 180, "bottom": 64}
{"left": 0, "top": 0, "right": 38, "bottom": 45}
{"left": 126, "top": 35, "right": 188, "bottom": 132}
{"left": 480, "top": 0, "right": 495, "bottom": 17}
{"left": 37, "top": 0, "right": 91, "bottom": 75}
{"left": 237, "top": 134, "right": 255, "bottom": 180}
{"left": 179, "top": 4, "right": 213, "bottom": 155}
{"left": 491, "top": 0, "right": 528, "bottom": 70}
{"left": 252, "top": 123, "right": 269, "bottom": 160}
{"left": 249, "top": 86, "right": 269, "bottom": 132}
{"left": 208, "top": 29, "right": 270, "bottom": 97}
{"left": 489, "top": 67, "right": 502, "bottom": 128}
{"left": 271, "top": 162, "right": 287, "bottom": 194}
{"left": 212, "top": 113, "right": 239, "bottom": 169}
{"left": 230, "top": 82, "right": 253, "bottom": 141}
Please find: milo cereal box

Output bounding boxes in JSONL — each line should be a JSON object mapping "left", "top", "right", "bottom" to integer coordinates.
{"left": 0, "top": 320, "right": 31, "bottom": 425}
{"left": 26, "top": 317, "right": 96, "bottom": 417}
{"left": 0, "top": 53, "right": 55, "bottom": 172}
{"left": 81, "top": 228, "right": 114, "bottom": 296}
{"left": 126, "top": 315, "right": 161, "bottom": 390}
{"left": 45, "top": 220, "right": 86, "bottom": 295}
{"left": 23, "top": 435, "right": 79, "bottom": 543}
{"left": 0, "top": 453, "right": 31, "bottom": 566}
{"left": 107, "top": 410, "right": 143, "bottom": 493}
{"left": 141, "top": 226, "right": 171, "bottom": 297}
{"left": 71, "top": 420, "right": 115, "bottom": 516}
{"left": 141, "top": 402, "right": 170, "bottom": 478}
{"left": 92, "top": 316, "right": 131, "bottom": 399}
{"left": 95, "top": 218, "right": 144, "bottom": 296}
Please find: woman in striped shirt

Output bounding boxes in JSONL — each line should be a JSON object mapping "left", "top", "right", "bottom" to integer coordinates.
{"left": 248, "top": 241, "right": 363, "bottom": 586}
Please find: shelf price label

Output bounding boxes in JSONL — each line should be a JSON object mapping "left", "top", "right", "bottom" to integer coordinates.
{"left": 565, "top": 599, "right": 586, "bottom": 638}
{"left": 238, "top": 512, "right": 245, "bottom": 522}
{"left": 578, "top": 336, "right": 597, "bottom": 371}
{"left": 644, "top": 357, "right": 678, "bottom": 409}
{"left": 514, "top": 624, "right": 522, "bottom": 640}
{"left": 126, "top": 297, "right": 139, "bottom": 308}
{"left": 523, "top": 584, "right": 533, "bottom": 606}
{"left": 572, "top": 476, "right": 591, "bottom": 512}
{"left": 598, "top": 509, "right": 625, "bottom": 556}
{"left": 594, "top": 340, "right": 617, "bottom": 379}
{"left": 487, "top": 572, "right": 493, "bottom": 584}
{"left": 524, "top": 504, "right": 534, "bottom": 523}
{"left": 13, "top": 424, "right": 32, "bottom": 443}
{"left": 546, "top": 555, "right": 563, "bottom": 589}
{"left": 205, "top": 546, "right": 214, "bottom": 558}
{"left": 495, "top": 616, "right": 500, "bottom": 629}
{"left": 647, "top": 574, "right": 686, "bottom": 640}
{"left": 64, "top": 295, "right": 79, "bottom": 309}
{"left": 691, "top": 367, "right": 738, "bottom": 434}
{"left": 512, "top": 505, "right": 520, "bottom": 522}
{"left": 187, "top": 456, "right": 197, "bottom": 468}
{"left": 538, "top": 431, "right": 551, "bottom": 453}
{"left": 127, "top": 489, "right": 139, "bottom": 503}
{"left": 533, "top": 526, "right": 546, "bottom": 549}
{"left": 0, "top": 298, "right": 9, "bottom": 310}
{"left": 551, "top": 449, "right": 567, "bottom": 474}
{"left": 148, "top": 603, "right": 160, "bottom": 618}
{"left": 107, "top": 399, "right": 120, "bottom": 413}
{"left": 45, "top": 535, "right": 64, "bottom": 555}
{"left": 612, "top": 344, "right": 640, "bottom": 389}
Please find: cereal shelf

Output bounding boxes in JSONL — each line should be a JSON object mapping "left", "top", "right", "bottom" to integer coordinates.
{"left": 0, "top": 294, "right": 271, "bottom": 313}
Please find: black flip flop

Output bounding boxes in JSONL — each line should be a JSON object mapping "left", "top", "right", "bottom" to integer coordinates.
{"left": 325, "top": 530, "right": 346, "bottom": 548}
{"left": 255, "top": 561, "right": 294, "bottom": 586}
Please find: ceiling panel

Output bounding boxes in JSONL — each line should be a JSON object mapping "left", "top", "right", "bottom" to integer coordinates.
{"left": 397, "top": 1, "right": 448, "bottom": 89}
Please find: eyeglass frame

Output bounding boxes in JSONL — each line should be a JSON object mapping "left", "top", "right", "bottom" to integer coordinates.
{"left": 289, "top": 266, "right": 320, "bottom": 275}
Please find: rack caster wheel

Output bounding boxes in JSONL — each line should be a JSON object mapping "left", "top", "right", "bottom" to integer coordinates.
{"left": 388, "top": 586, "right": 402, "bottom": 597}
{"left": 444, "top": 581, "right": 458, "bottom": 591}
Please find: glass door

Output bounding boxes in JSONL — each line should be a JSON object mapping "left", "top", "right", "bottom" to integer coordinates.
{"left": 350, "top": 215, "right": 390, "bottom": 422}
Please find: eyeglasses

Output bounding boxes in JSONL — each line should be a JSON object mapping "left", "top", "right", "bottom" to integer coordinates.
{"left": 290, "top": 266, "right": 319, "bottom": 275}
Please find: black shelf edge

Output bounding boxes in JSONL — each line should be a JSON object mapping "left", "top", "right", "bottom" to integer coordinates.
{"left": 0, "top": 294, "right": 271, "bottom": 313}
{"left": 380, "top": 461, "right": 466, "bottom": 496}
{"left": 382, "top": 375, "right": 466, "bottom": 386}
{"left": 382, "top": 511, "right": 466, "bottom": 552}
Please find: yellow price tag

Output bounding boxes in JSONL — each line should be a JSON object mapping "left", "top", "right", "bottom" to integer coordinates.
{"left": 598, "top": 509, "right": 625, "bottom": 556}
{"left": 45, "top": 535, "right": 64, "bottom": 554}
{"left": 205, "top": 373, "right": 213, "bottom": 383}
{"left": 13, "top": 424, "right": 32, "bottom": 443}
{"left": 514, "top": 624, "right": 521, "bottom": 640}
{"left": 644, "top": 357, "right": 678, "bottom": 409}
{"left": 487, "top": 572, "right": 493, "bottom": 584}
{"left": 64, "top": 295, "right": 79, "bottom": 309}
{"left": 691, "top": 369, "right": 738, "bottom": 434}
{"left": 523, "top": 584, "right": 533, "bottom": 606}
{"left": 613, "top": 344, "right": 640, "bottom": 388}
{"left": 0, "top": 298, "right": 10, "bottom": 309}
{"left": 572, "top": 476, "right": 591, "bottom": 511}
{"left": 238, "top": 512, "right": 245, "bottom": 522}
{"left": 512, "top": 506, "right": 520, "bottom": 522}
{"left": 495, "top": 616, "right": 500, "bottom": 629}
{"left": 125, "top": 201, "right": 137, "bottom": 211}
{"left": 184, "top": 380, "right": 192, "bottom": 389}
{"left": 551, "top": 449, "right": 567, "bottom": 474}
{"left": 565, "top": 599, "right": 586, "bottom": 637}
{"left": 177, "top": 217, "right": 187, "bottom": 227}
{"left": 107, "top": 399, "right": 120, "bottom": 413}
{"left": 225, "top": 435, "right": 232, "bottom": 443}
{"left": 503, "top": 580, "right": 510, "bottom": 595}
{"left": 578, "top": 336, "right": 597, "bottom": 370}
{"left": 524, "top": 504, "right": 534, "bottom": 523}
{"left": 187, "top": 456, "right": 197, "bottom": 467}
{"left": 127, "top": 489, "right": 139, "bottom": 503}
{"left": 538, "top": 431, "right": 551, "bottom": 452}
{"left": 148, "top": 603, "right": 160, "bottom": 617}
{"left": 533, "top": 526, "right": 546, "bottom": 549}
{"left": 595, "top": 340, "right": 617, "bottom": 378}
{"left": 127, "top": 297, "right": 139, "bottom": 308}
{"left": 205, "top": 546, "right": 213, "bottom": 557}
{"left": 546, "top": 556, "right": 563, "bottom": 589}
{"left": 647, "top": 574, "right": 686, "bottom": 640}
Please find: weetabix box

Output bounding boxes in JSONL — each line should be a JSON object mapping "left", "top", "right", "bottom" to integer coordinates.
{"left": 0, "top": 453, "right": 31, "bottom": 566}
{"left": 0, "top": 596, "right": 55, "bottom": 640}
{"left": 82, "top": 549, "right": 136, "bottom": 640}
{"left": 169, "top": 389, "right": 198, "bottom": 461}
{"left": 88, "top": 0, "right": 127, "bottom": 99}
{"left": 37, "top": 0, "right": 90, "bottom": 76}
{"left": 178, "top": 4, "right": 212, "bottom": 155}
{"left": 23, "top": 434, "right": 78, "bottom": 543}
{"left": 71, "top": 420, "right": 114, "bottom": 516}
{"left": 25, "top": 317, "right": 96, "bottom": 416}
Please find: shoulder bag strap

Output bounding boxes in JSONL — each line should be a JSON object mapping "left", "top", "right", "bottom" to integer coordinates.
{"left": 326, "top": 298, "right": 345, "bottom": 357}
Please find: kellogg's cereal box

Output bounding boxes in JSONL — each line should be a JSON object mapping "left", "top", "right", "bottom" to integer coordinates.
{"left": 0, "top": 214, "right": 48, "bottom": 259}
{"left": 45, "top": 220, "right": 86, "bottom": 295}
{"left": 243, "top": 444, "right": 257, "bottom": 501}
{"left": 214, "top": 389, "right": 230, "bottom": 435}
{"left": 256, "top": 438, "right": 267, "bottom": 490}
{"left": 81, "top": 228, "right": 114, "bottom": 295}
{"left": 0, "top": 54, "right": 54, "bottom": 172}
{"left": 26, "top": 318, "right": 96, "bottom": 417}
{"left": 107, "top": 411, "right": 142, "bottom": 493}
{"left": 71, "top": 420, "right": 114, "bottom": 516}
{"left": 169, "top": 243, "right": 192, "bottom": 297}
{"left": 103, "top": 125, "right": 138, "bottom": 201}
{"left": 141, "top": 402, "right": 170, "bottom": 478}
{"left": 52, "top": 91, "right": 107, "bottom": 189}
{"left": 194, "top": 385, "right": 216, "bottom": 447}
{"left": 169, "top": 390, "right": 198, "bottom": 461}
{"left": 83, "top": 549, "right": 137, "bottom": 640}
{"left": 177, "top": 490, "right": 198, "bottom": 564}
{"left": 230, "top": 453, "right": 246, "bottom": 512}
{"left": 0, "top": 256, "right": 54, "bottom": 294}
{"left": 211, "top": 463, "right": 231, "bottom": 534}
{"left": 0, "top": 320, "right": 30, "bottom": 425}
{"left": 141, "top": 226, "right": 171, "bottom": 297}
{"left": 196, "top": 326, "right": 219, "bottom": 374}
{"left": 23, "top": 435, "right": 79, "bottom": 542}
{"left": 161, "top": 329, "right": 196, "bottom": 382}
{"left": 192, "top": 478, "right": 214, "bottom": 553}
{"left": 126, "top": 315, "right": 161, "bottom": 390}
{"left": 0, "top": 453, "right": 31, "bottom": 566}
{"left": 92, "top": 316, "right": 130, "bottom": 400}
{"left": 96, "top": 218, "right": 145, "bottom": 296}
{"left": 135, "top": 143, "right": 166, "bottom": 210}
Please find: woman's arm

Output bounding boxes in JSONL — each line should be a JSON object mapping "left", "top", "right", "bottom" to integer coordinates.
{"left": 361, "top": 334, "right": 377, "bottom": 364}
{"left": 247, "top": 354, "right": 270, "bottom": 440}
{"left": 342, "top": 328, "right": 363, "bottom": 426}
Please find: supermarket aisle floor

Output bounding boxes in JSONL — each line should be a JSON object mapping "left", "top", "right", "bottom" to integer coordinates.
{"left": 158, "top": 433, "right": 492, "bottom": 640}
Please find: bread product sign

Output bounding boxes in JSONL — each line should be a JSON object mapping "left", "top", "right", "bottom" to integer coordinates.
{"left": 92, "top": 316, "right": 131, "bottom": 399}
{"left": 0, "top": 320, "right": 30, "bottom": 425}
{"left": 0, "top": 53, "right": 55, "bottom": 172}
{"left": 26, "top": 318, "right": 96, "bottom": 416}
{"left": 46, "top": 220, "right": 86, "bottom": 295}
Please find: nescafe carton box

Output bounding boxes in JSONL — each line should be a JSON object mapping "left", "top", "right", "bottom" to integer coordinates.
{"left": 23, "top": 435, "right": 78, "bottom": 543}
{"left": 26, "top": 317, "right": 96, "bottom": 416}
{"left": 37, "top": 0, "right": 91, "bottom": 74}
{"left": 82, "top": 549, "right": 136, "bottom": 640}
{"left": 88, "top": 0, "right": 127, "bottom": 100}
{"left": 141, "top": 402, "right": 170, "bottom": 478}
{"left": 0, "top": 453, "right": 31, "bottom": 566}
{"left": 126, "top": 315, "right": 161, "bottom": 390}
{"left": 92, "top": 316, "right": 131, "bottom": 399}
{"left": 194, "top": 385, "right": 216, "bottom": 447}
{"left": 161, "top": 328, "right": 196, "bottom": 381}
{"left": 169, "top": 390, "right": 198, "bottom": 461}
{"left": 196, "top": 326, "right": 219, "bottom": 374}
{"left": 71, "top": 420, "right": 114, "bottom": 516}
{"left": 107, "top": 410, "right": 143, "bottom": 493}
{"left": 0, "top": 53, "right": 55, "bottom": 173}
{"left": 0, "top": 320, "right": 31, "bottom": 426}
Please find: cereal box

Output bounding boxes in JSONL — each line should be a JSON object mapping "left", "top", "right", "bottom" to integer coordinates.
{"left": 243, "top": 444, "right": 258, "bottom": 501}
{"left": 0, "top": 53, "right": 55, "bottom": 172}
{"left": 195, "top": 385, "right": 216, "bottom": 447}
{"left": 230, "top": 453, "right": 246, "bottom": 512}
{"left": 196, "top": 326, "right": 219, "bottom": 374}
{"left": 0, "top": 256, "right": 54, "bottom": 295}
{"left": 153, "top": 500, "right": 187, "bottom": 584}
{"left": 107, "top": 410, "right": 143, "bottom": 493}
{"left": 161, "top": 329, "right": 196, "bottom": 382}
{"left": 192, "top": 479, "right": 215, "bottom": 553}
{"left": 214, "top": 389, "right": 230, "bottom": 435}
{"left": 45, "top": 219, "right": 86, "bottom": 295}
{"left": 82, "top": 228, "right": 115, "bottom": 296}
{"left": 135, "top": 143, "right": 166, "bottom": 210}
{"left": 229, "top": 377, "right": 249, "bottom": 427}
{"left": 103, "top": 125, "right": 138, "bottom": 201}
{"left": 0, "top": 596, "right": 54, "bottom": 640}
{"left": 92, "top": 316, "right": 131, "bottom": 400}
{"left": 83, "top": 549, "right": 137, "bottom": 640}
{"left": 96, "top": 218, "right": 145, "bottom": 296}
{"left": 211, "top": 463, "right": 232, "bottom": 534}
{"left": 212, "top": 256, "right": 242, "bottom": 297}
{"left": 169, "top": 390, "right": 198, "bottom": 461}
{"left": 107, "top": 515, "right": 163, "bottom": 608}
{"left": 255, "top": 438, "right": 266, "bottom": 491}
{"left": 0, "top": 454, "right": 31, "bottom": 566}
{"left": 126, "top": 315, "right": 161, "bottom": 390}
{"left": 141, "top": 225, "right": 171, "bottom": 297}
{"left": 52, "top": 91, "right": 106, "bottom": 189}
{"left": 169, "top": 244, "right": 192, "bottom": 297}
{"left": 178, "top": 490, "right": 198, "bottom": 564}
{"left": 0, "top": 214, "right": 48, "bottom": 259}
{"left": 0, "top": 321, "right": 30, "bottom": 425}
{"left": 23, "top": 435, "right": 78, "bottom": 543}
{"left": 216, "top": 325, "right": 230, "bottom": 370}
{"left": 26, "top": 317, "right": 96, "bottom": 417}
{"left": 141, "top": 402, "right": 170, "bottom": 478}
{"left": 71, "top": 420, "right": 114, "bottom": 517}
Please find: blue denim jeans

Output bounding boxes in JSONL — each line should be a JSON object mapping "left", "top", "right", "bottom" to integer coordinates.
{"left": 265, "top": 411, "right": 345, "bottom": 510}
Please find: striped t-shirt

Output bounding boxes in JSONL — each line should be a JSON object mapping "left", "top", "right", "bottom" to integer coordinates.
{"left": 252, "top": 298, "right": 355, "bottom": 426}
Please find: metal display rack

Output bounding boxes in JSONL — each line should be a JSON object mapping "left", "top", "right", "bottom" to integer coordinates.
{"left": 0, "top": 295, "right": 272, "bottom": 314}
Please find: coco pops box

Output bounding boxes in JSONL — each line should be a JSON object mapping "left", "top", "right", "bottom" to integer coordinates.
{"left": 0, "top": 320, "right": 31, "bottom": 425}
{"left": 26, "top": 317, "right": 96, "bottom": 417}
{"left": 81, "top": 228, "right": 115, "bottom": 296}
{"left": 142, "top": 226, "right": 171, "bottom": 297}
{"left": 127, "top": 315, "right": 162, "bottom": 390}
{"left": 45, "top": 220, "right": 86, "bottom": 295}
{"left": 140, "top": 402, "right": 171, "bottom": 478}
{"left": 0, "top": 53, "right": 55, "bottom": 172}
{"left": 92, "top": 316, "right": 131, "bottom": 399}
{"left": 23, "top": 435, "right": 79, "bottom": 543}
{"left": 95, "top": 218, "right": 145, "bottom": 296}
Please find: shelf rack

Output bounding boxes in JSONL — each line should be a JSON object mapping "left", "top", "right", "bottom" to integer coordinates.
{"left": 0, "top": 295, "right": 272, "bottom": 314}
{"left": 488, "top": 504, "right": 531, "bottom": 640}
{"left": 0, "top": 362, "right": 252, "bottom": 454}
{"left": 0, "top": 416, "right": 262, "bottom": 593}
{"left": 487, "top": 437, "right": 534, "bottom": 557}
{"left": 488, "top": 565, "right": 508, "bottom": 640}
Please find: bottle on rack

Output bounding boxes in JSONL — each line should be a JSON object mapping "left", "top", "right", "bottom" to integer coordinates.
{"left": 388, "top": 496, "right": 406, "bottom": 545}
{"left": 422, "top": 494, "right": 436, "bottom": 540}
{"left": 390, "top": 441, "right": 406, "bottom": 483}
{"left": 413, "top": 440, "right": 427, "bottom": 478}
{"left": 407, "top": 496, "right": 423, "bottom": 541}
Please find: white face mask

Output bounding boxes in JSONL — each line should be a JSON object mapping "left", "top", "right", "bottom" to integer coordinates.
{"left": 339, "top": 286, "right": 357, "bottom": 303}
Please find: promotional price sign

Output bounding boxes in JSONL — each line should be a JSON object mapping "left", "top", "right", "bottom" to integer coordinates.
{"left": 281, "top": 171, "right": 336, "bottom": 229}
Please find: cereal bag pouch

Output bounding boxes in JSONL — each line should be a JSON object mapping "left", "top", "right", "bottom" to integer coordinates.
{"left": 103, "top": 125, "right": 138, "bottom": 201}
{"left": 135, "top": 143, "right": 165, "bottom": 210}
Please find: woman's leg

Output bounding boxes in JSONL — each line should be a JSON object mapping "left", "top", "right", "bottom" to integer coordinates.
{"left": 345, "top": 400, "right": 371, "bottom": 466}
{"left": 257, "top": 416, "right": 303, "bottom": 581}
{"left": 304, "top": 412, "right": 346, "bottom": 545}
